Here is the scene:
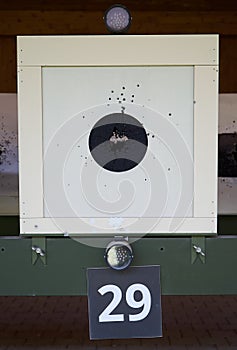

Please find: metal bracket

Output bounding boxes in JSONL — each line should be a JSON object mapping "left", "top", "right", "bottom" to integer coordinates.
{"left": 32, "top": 237, "right": 46, "bottom": 265}
{"left": 191, "top": 236, "right": 206, "bottom": 264}
{"left": 114, "top": 236, "right": 129, "bottom": 242}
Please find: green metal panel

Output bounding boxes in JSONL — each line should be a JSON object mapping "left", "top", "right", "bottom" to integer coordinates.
{"left": 0, "top": 216, "right": 19, "bottom": 236}
{"left": 0, "top": 235, "right": 236, "bottom": 296}
{"left": 218, "top": 215, "right": 237, "bottom": 234}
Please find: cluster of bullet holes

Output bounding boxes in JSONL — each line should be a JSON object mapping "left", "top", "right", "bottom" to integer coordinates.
{"left": 218, "top": 132, "right": 237, "bottom": 177}
{"left": 107, "top": 84, "right": 159, "bottom": 142}
{"left": 107, "top": 84, "right": 140, "bottom": 106}
{"left": 89, "top": 112, "right": 148, "bottom": 172}
{"left": 146, "top": 133, "right": 155, "bottom": 139}
{"left": 220, "top": 178, "right": 234, "bottom": 190}
{"left": 0, "top": 144, "right": 7, "bottom": 165}
{"left": 78, "top": 84, "right": 174, "bottom": 175}
{"left": 0, "top": 116, "right": 17, "bottom": 167}
{"left": 0, "top": 115, "right": 18, "bottom": 192}
{"left": 224, "top": 119, "right": 236, "bottom": 132}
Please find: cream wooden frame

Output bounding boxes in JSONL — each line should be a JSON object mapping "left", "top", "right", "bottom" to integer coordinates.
{"left": 17, "top": 35, "right": 219, "bottom": 235}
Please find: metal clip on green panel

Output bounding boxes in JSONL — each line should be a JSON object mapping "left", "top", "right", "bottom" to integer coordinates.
{"left": 191, "top": 236, "right": 206, "bottom": 264}
{"left": 32, "top": 237, "right": 46, "bottom": 265}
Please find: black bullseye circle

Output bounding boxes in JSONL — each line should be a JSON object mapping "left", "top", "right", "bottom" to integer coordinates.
{"left": 89, "top": 113, "right": 148, "bottom": 172}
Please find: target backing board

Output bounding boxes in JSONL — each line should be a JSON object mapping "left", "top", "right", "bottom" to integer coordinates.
{"left": 17, "top": 35, "right": 218, "bottom": 236}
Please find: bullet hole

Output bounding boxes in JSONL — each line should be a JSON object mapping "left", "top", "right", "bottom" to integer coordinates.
{"left": 34, "top": 225, "right": 38, "bottom": 228}
{"left": 1, "top": 247, "right": 5, "bottom": 252}
{"left": 147, "top": 133, "right": 150, "bottom": 136}
{"left": 117, "top": 97, "right": 119, "bottom": 100}
{"left": 131, "top": 100, "right": 134, "bottom": 103}
{"left": 152, "top": 135, "right": 155, "bottom": 138}
{"left": 109, "top": 97, "right": 111, "bottom": 101}
{"left": 132, "top": 95, "right": 135, "bottom": 98}
{"left": 121, "top": 93, "right": 124, "bottom": 96}
{"left": 104, "top": 184, "right": 107, "bottom": 187}
{"left": 168, "top": 168, "right": 171, "bottom": 171}
{"left": 122, "top": 86, "right": 125, "bottom": 90}
{"left": 111, "top": 90, "right": 114, "bottom": 93}
{"left": 77, "top": 145, "right": 80, "bottom": 148}
{"left": 144, "top": 178, "right": 147, "bottom": 181}
{"left": 233, "top": 120, "right": 236, "bottom": 123}
{"left": 119, "top": 101, "right": 122, "bottom": 103}
{"left": 123, "top": 98, "right": 126, "bottom": 101}
{"left": 85, "top": 157, "right": 88, "bottom": 160}
{"left": 168, "top": 113, "right": 172, "bottom": 117}
{"left": 137, "top": 84, "right": 140, "bottom": 87}
{"left": 82, "top": 116, "right": 85, "bottom": 119}
{"left": 160, "top": 247, "right": 164, "bottom": 251}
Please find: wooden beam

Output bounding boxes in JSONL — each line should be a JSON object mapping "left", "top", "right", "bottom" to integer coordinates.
{"left": 220, "top": 36, "right": 237, "bottom": 93}
{"left": 1, "top": 0, "right": 237, "bottom": 12}
{"left": 0, "top": 37, "right": 16, "bottom": 93}
{"left": 1, "top": 35, "right": 237, "bottom": 93}
{"left": 0, "top": 11, "right": 237, "bottom": 35}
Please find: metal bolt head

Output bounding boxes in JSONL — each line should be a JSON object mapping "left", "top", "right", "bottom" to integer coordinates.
{"left": 193, "top": 245, "right": 205, "bottom": 256}
{"left": 32, "top": 246, "right": 45, "bottom": 256}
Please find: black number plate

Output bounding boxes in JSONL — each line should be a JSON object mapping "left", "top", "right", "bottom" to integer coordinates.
{"left": 87, "top": 265, "right": 162, "bottom": 340}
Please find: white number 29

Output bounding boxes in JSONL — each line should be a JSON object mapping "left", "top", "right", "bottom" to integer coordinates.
{"left": 98, "top": 283, "right": 151, "bottom": 323}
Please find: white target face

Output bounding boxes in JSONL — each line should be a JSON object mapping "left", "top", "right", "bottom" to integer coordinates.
{"left": 42, "top": 66, "right": 194, "bottom": 221}
{"left": 17, "top": 35, "right": 218, "bottom": 237}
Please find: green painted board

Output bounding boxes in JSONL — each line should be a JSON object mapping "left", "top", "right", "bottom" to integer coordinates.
{"left": 0, "top": 236, "right": 236, "bottom": 296}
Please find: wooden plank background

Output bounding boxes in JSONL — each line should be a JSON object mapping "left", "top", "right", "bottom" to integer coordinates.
{"left": 0, "top": 0, "right": 237, "bottom": 93}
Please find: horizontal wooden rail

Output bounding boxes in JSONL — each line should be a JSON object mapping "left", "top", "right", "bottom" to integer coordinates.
{"left": 0, "top": 11, "right": 236, "bottom": 35}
